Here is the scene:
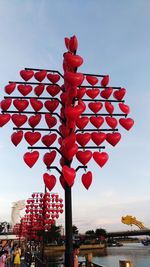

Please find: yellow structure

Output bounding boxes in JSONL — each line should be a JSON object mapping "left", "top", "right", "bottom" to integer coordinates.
{"left": 121, "top": 215, "right": 147, "bottom": 229}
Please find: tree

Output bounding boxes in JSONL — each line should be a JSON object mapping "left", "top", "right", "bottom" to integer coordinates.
{"left": 95, "top": 228, "right": 107, "bottom": 241}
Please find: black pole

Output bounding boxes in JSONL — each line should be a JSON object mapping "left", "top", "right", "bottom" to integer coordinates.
{"left": 65, "top": 184, "right": 73, "bottom": 267}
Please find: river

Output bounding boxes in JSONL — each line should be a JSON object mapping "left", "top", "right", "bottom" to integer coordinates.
{"left": 79, "top": 242, "right": 150, "bottom": 267}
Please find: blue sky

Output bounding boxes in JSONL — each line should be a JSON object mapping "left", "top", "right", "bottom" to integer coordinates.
{"left": 0, "top": 0, "right": 150, "bottom": 233}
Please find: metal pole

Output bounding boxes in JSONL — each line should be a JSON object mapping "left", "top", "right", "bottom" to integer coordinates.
{"left": 65, "top": 184, "right": 73, "bottom": 267}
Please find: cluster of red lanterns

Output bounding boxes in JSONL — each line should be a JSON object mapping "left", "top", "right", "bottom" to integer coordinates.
{"left": 0, "top": 35, "right": 134, "bottom": 191}
{"left": 13, "top": 192, "right": 63, "bottom": 241}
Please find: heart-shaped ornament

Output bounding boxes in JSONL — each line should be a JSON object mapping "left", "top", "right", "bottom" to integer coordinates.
{"left": 12, "top": 114, "right": 27, "bottom": 127}
{"left": 62, "top": 133, "right": 76, "bottom": 149}
{"left": 42, "top": 134, "right": 57, "bottom": 147}
{"left": 43, "top": 151, "right": 56, "bottom": 168}
{"left": 5, "top": 83, "right": 16, "bottom": 95}
{"left": 100, "top": 87, "right": 113, "bottom": 99}
{"left": 11, "top": 131, "right": 23, "bottom": 146}
{"left": 88, "top": 102, "right": 103, "bottom": 113}
{"left": 28, "top": 114, "right": 41, "bottom": 128}
{"left": 69, "top": 35, "right": 78, "bottom": 52}
{"left": 30, "top": 98, "right": 43, "bottom": 112}
{"left": 91, "top": 132, "right": 106, "bottom": 145}
{"left": 62, "top": 165, "right": 76, "bottom": 186}
{"left": 86, "top": 75, "right": 98, "bottom": 86}
{"left": 101, "top": 75, "right": 109, "bottom": 87}
{"left": 76, "top": 117, "right": 89, "bottom": 129}
{"left": 82, "top": 171, "right": 92, "bottom": 190}
{"left": 119, "top": 118, "right": 134, "bottom": 130}
{"left": 90, "top": 116, "right": 104, "bottom": 128}
{"left": 113, "top": 88, "right": 126, "bottom": 101}
{"left": 119, "top": 103, "right": 130, "bottom": 114}
{"left": 45, "top": 114, "right": 57, "bottom": 128}
{"left": 76, "top": 133, "right": 91, "bottom": 146}
{"left": 76, "top": 150, "right": 92, "bottom": 165}
{"left": 64, "top": 53, "right": 83, "bottom": 68}
{"left": 77, "top": 88, "right": 86, "bottom": 99}
{"left": 46, "top": 85, "right": 61, "bottom": 96}
{"left": 34, "top": 70, "right": 47, "bottom": 82}
{"left": 47, "top": 73, "right": 60, "bottom": 83}
{"left": 23, "top": 151, "right": 39, "bottom": 168}
{"left": 105, "top": 116, "right": 118, "bottom": 129}
{"left": 93, "top": 151, "right": 109, "bottom": 167}
{"left": 106, "top": 132, "right": 121, "bottom": 146}
{"left": 0, "top": 98, "right": 12, "bottom": 111}
{"left": 43, "top": 173, "right": 56, "bottom": 191}
{"left": 20, "top": 70, "right": 34, "bottom": 81}
{"left": 13, "top": 99, "right": 29, "bottom": 112}
{"left": 64, "top": 72, "right": 84, "bottom": 86}
{"left": 24, "top": 131, "right": 41, "bottom": 146}
{"left": 18, "top": 85, "right": 32, "bottom": 96}
{"left": 44, "top": 100, "right": 59, "bottom": 112}
{"left": 86, "top": 89, "right": 100, "bottom": 99}
{"left": 34, "top": 84, "right": 45, "bottom": 96}
{"left": 105, "top": 101, "right": 114, "bottom": 114}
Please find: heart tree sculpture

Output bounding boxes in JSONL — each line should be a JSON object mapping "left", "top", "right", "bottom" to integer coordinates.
{"left": 0, "top": 35, "right": 134, "bottom": 266}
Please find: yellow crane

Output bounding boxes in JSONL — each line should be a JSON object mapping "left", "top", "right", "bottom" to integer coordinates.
{"left": 121, "top": 215, "right": 147, "bottom": 229}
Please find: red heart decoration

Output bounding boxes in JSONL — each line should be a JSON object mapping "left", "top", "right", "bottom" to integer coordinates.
{"left": 11, "top": 131, "right": 23, "bottom": 146}
{"left": 77, "top": 88, "right": 86, "bottom": 99}
{"left": 91, "top": 132, "right": 106, "bottom": 145}
{"left": 90, "top": 116, "right": 104, "bottom": 128}
{"left": 12, "top": 114, "right": 27, "bottom": 127}
{"left": 76, "top": 150, "right": 92, "bottom": 165}
{"left": 28, "top": 114, "right": 41, "bottom": 128}
{"left": 119, "top": 118, "right": 134, "bottom": 130}
{"left": 20, "top": 70, "right": 34, "bottom": 81}
{"left": 69, "top": 35, "right": 78, "bottom": 52}
{"left": 30, "top": 98, "right": 43, "bottom": 112}
{"left": 64, "top": 72, "right": 84, "bottom": 86}
{"left": 105, "top": 101, "right": 114, "bottom": 114}
{"left": 113, "top": 88, "right": 126, "bottom": 101}
{"left": 24, "top": 131, "right": 41, "bottom": 146}
{"left": 119, "top": 103, "right": 130, "bottom": 114}
{"left": 101, "top": 75, "right": 109, "bottom": 87}
{"left": 65, "top": 105, "right": 83, "bottom": 121}
{"left": 34, "top": 70, "right": 47, "bottom": 82}
{"left": 23, "top": 151, "right": 39, "bottom": 168}
{"left": 86, "top": 75, "right": 98, "bottom": 86}
{"left": 13, "top": 99, "right": 29, "bottom": 112}
{"left": 0, "top": 114, "right": 11, "bottom": 127}
{"left": 78, "top": 99, "right": 86, "bottom": 112}
{"left": 62, "top": 133, "right": 76, "bottom": 149}
{"left": 76, "top": 133, "right": 91, "bottom": 146}
{"left": 64, "top": 37, "right": 70, "bottom": 50}
{"left": 0, "top": 98, "right": 12, "bottom": 111}
{"left": 88, "top": 102, "right": 103, "bottom": 113}
{"left": 105, "top": 116, "right": 118, "bottom": 129}
{"left": 5, "top": 83, "right": 16, "bottom": 94}
{"left": 60, "top": 92, "right": 67, "bottom": 104}
{"left": 100, "top": 87, "right": 113, "bottom": 99}
{"left": 18, "top": 85, "right": 32, "bottom": 96}
{"left": 47, "top": 73, "right": 60, "bottom": 83}
{"left": 34, "top": 84, "right": 45, "bottom": 96}
{"left": 62, "top": 165, "right": 76, "bottom": 186}
{"left": 43, "top": 151, "right": 56, "bottom": 168}
{"left": 62, "top": 143, "right": 78, "bottom": 160}
{"left": 76, "top": 117, "right": 89, "bottom": 129}
{"left": 45, "top": 114, "right": 57, "bottom": 128}
{"left": 93, "top": 152, "right": 109, "bottom": 167}
{"left": 106, "top": 132, "right": 121, "bottom": 146}
{"left": 82, "top": 171, "right": 92, "bottom": 190}
{"left": 86, "top": 89, "right": 100, "bottom": 99}
{"left": 43, "top": 173, "right": 56, "bottom": 191}
{"left": 44, "top": 100, "right": 59, "bottom": 112}
{"left": 42, "top": 134, "right": 57, "bottom": 147}
{"left": 59, "top": 125, "right": 70, "bottom": 137}
{"left": 46, "top": 85, "right": 61, "bottom": 96}
{"left": 64, "top": 53, "right": 83, "bottom": 68}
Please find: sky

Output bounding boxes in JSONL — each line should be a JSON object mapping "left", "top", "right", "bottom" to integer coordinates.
{"left": 0, "top": 0, "right": 150, "bottom": 234}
